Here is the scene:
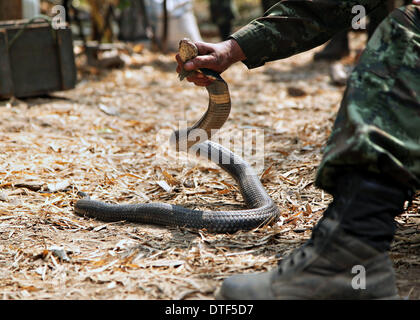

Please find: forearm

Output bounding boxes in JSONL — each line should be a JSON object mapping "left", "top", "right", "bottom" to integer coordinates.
{"left": 230, "top": 0, "right": 383, "bottom": 69}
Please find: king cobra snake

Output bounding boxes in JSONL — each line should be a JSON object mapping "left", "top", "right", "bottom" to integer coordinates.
{"left": 74, "top": 39, "right": 279, "bottom": 233}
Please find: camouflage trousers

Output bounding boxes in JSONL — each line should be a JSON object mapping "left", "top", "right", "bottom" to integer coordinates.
{"left": 315, "top": 5, "right": 420, "bottom": 194}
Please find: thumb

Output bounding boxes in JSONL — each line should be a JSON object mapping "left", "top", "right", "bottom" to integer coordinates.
{"left": 184, "top": 54, "right": 218, "bottom": 71}
{"left": 194, "top": 41, "right": 217, "bottom": 55}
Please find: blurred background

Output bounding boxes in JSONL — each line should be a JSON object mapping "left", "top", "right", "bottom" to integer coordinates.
{"left": 0, "top": 0, "right": 277, "bottom": 98}
{"left": 0, "top": 0, "right": 271, "bottom": 50}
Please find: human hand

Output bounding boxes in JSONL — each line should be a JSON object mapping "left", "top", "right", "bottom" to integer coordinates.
{"left": 176, "top": 39, "right": 246, "bottom": 86}
{"left": 413, "top": 0, "right": 420, "bottom": 4}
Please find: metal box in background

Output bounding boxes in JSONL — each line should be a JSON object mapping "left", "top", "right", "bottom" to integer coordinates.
{"left": 0, "top": 19, "right": 77, "bottom": 99}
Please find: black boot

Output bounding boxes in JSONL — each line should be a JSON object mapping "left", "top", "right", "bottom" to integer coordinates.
{"left": 323, "top": 172, "right": 412, "bottom": 252}
{"left": 314, "top": 30, "right": 350, "bottom": 61}
{"left": 216, "top": 173, "right": 412, "bottom": 300}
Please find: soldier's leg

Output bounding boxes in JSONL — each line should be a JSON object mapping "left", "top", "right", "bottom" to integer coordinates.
{"left": 209, "top": 0, "right": 236, "bottom": 40}
{"left": 316, "top": 4, "right": 420, "bottom": 251}
{"left": 216, "top": 5, "right": 420, "bottom": 300}
{"left": 320, "top": 7, "right": 420, "bottom": 183}
{"left": 313, "top": 30, "right": 350, "bottom": 61}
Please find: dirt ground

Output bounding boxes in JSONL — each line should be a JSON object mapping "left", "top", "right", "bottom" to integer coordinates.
{"left": 1, "top": 32, "right": 419, "bottom": 300}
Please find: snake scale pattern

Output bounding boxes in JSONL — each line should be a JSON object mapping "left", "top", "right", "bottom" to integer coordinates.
{"left": 74, "top": 39, "right": 279, "bottom": 233}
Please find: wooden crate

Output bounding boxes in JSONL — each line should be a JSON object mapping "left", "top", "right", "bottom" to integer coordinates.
{"left": 0, "top": 19, "right": 76, "bottom": 99}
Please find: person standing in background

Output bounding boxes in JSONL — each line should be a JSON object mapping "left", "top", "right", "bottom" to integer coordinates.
{"left": 209, "top": 0, "right": 237, "bottom": 40}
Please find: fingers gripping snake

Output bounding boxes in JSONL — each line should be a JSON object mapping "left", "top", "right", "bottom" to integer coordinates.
{"left": 74, "top": 39, "right": 279, "bottom": 233}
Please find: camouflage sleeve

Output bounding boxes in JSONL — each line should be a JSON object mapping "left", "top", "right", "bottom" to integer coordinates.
{"left": 230, "top": 0, "right": 383, "bottom": 69}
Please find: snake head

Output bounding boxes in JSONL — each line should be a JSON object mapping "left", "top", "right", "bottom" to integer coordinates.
{"left": 179, "top": 38, "right": 198, "bottom": 62}
{"left": 178, "top": 38, "right": 199, "bottom": 81}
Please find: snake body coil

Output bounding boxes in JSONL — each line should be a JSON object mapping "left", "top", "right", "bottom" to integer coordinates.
{"left": 74, "top": 40, "right": 279, "bottom": 233}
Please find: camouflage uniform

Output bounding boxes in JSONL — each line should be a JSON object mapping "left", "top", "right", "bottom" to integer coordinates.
{"left": 230, "top": 1, "right": 420, "bottom": 193}
{"left": 216, "top": 2, "right": 420, "bottom": 299}
{"left": 209, "top": 0, "right": 237, "bottom": 40}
